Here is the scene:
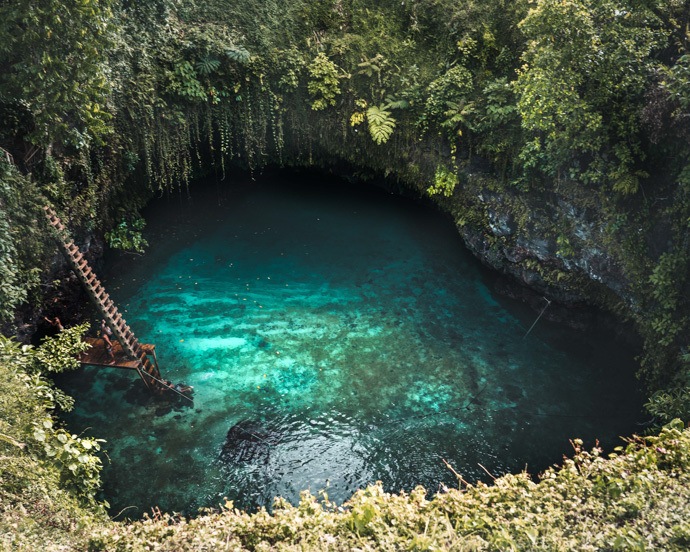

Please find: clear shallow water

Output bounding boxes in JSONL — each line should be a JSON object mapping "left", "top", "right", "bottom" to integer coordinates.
{"left": 57, "top": 172, "right": 643, "bottom": 517}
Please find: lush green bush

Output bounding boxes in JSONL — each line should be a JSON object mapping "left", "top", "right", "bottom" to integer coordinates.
{"left": 0, "top": 328, "right": 107, "bottom": 551}
{"left": 105, "top": 216, "right": 149, "bottom": 254}
{"left": 0, "top": 0, "right": 114, "bottom": 149}
{"left": 86, "top": 421, "right": 690, "bottom": 551}
{"left": 0, "top": 160, "right": 50, "bottom": 326}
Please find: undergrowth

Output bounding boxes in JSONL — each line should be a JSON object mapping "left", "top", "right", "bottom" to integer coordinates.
{"left": 90, "top": 422, "right": 690, "bottom": 551}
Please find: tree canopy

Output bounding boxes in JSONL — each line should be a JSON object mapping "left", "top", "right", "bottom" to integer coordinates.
{"left": 0, "top": 0, "right": 114, "bottom": 151}
{"left": 1, "top": 1, "right": 690, "bottom": 548}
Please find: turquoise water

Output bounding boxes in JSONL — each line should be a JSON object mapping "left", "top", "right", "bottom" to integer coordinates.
{"left": 57, "top": 172, "right": 642, "bottom": 517}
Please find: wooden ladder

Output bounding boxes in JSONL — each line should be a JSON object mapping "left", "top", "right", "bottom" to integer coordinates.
{"left": 43, "top": 206, "right": 163, "bottom": 391}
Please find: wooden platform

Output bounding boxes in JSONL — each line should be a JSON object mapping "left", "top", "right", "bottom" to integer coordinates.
{"left": 79, "top": 337, "right": 156, "bottom": 370}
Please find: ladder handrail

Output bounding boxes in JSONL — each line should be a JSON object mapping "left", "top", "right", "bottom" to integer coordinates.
{"left": 43, "top": 206, "right": 164, "bottom": 391}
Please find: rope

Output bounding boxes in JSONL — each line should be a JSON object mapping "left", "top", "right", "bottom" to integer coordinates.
{"left": 522, "top": 297, "right": 551, "bottom": 339}
{"left": 140, "top": 370, "right": 195, "bottom": 403}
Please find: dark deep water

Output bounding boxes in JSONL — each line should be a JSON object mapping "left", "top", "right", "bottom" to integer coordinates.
{"left": 56, "top": 171, "right": 643, "bottom": 517}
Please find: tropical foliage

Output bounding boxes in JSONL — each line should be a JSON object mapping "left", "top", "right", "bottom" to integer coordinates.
{"left": 105, "top": 216, "right": 149, "bottom": 254}
{"left": 366, "top": 105, "right": 396, "bottom": 145}
{"left": 0, "top": 0, "right": 114, "bottom": 150}
{"left": 89, "top": 421, "right": 690, "bottom": 551}
{"left": 1, "top": 0, "right": 690, "bottom": 547}
{"left": 0, "top": 329, "right": 106, "bottom": 551}
{"left": 0, "top": 159, "right": 49, "bottom": 326}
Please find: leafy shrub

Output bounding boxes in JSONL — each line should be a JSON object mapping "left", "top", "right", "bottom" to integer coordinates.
{"left": 646, "top": 387, "right": 690, "bottom": 425}
{"left": 307, "top": 53, "right": 341, "bottom": 110}
{"left": 32, "top": 417, "right": 105, "bottom": 504}
{"left": 0, "top": 161, "right": 48, "bottom": 325}
{"left": 88, "top": 421, "right": 690, "bottom": 551}
{"left": 105, "top": 217, "right": 149, "bottom": 254}
{"left": 0, "top": 329, "right": 106, "bottom": 550}
{"left": 427, "top": 165, "right": 458, "bottom": 197}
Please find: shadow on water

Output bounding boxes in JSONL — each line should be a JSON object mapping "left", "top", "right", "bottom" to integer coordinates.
{"left": 55, "top": 170, "right": 644, "bottom": 518}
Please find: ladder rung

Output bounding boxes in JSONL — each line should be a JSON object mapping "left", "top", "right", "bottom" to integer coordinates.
{"left": 42, "top": 206, "right": 166, "bottom": 387}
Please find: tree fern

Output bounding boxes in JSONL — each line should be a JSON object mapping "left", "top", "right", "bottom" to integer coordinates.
{"left": 366, "top": 105, "right": 396, "bottom": 145}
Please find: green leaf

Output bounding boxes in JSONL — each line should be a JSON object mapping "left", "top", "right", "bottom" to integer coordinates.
{"left": 366, "top": 105, "right": 396, "bottom": 145}
{"left": 195, "top": 56, "right": 221, "bottom": 76}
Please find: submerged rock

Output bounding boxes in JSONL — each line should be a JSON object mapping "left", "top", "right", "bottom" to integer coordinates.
{"left": 220, "top": 420, "right": 281, "bottom": 464}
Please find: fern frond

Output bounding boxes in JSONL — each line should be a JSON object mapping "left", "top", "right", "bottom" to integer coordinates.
{"left": 442, "top": 100, "right": 474, "bottom": 130}
{"left": 357, "top": 54, "right": 385, "bottom": 77}
{"left": 366, "top": 105, "right": 396, "bottom": 145}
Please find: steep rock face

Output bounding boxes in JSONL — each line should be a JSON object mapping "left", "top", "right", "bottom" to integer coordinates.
{"left": 442, "top": 176, "right": 637, "bottom": 314}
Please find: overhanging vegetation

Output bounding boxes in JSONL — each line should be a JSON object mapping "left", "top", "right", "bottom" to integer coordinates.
{"left": 1, "top": 0, "right": 690, "bottom": 548}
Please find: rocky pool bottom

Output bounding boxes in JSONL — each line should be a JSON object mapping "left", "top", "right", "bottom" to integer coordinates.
{"left": 55, "top": 172, "right": 643, "bottom": 518}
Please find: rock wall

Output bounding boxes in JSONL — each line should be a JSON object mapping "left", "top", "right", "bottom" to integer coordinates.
{"left": 455, "top": 179, "right": 633, "bottom": 307}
